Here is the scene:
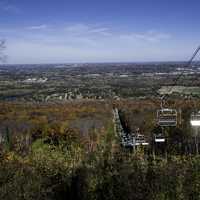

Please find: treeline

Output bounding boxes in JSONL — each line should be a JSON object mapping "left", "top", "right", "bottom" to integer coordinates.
{"left": 1, "top": 134, "right": 200, "bottom": 200}
{"left": 0, "top": 112, "right": 200, "bottom": 200}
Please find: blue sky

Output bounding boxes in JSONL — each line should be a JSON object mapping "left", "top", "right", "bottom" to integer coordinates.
{"left": 0, "top": 0, "right": 200, "bottom": 64}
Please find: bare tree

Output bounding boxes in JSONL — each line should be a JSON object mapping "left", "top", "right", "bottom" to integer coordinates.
{"left": 0, "top": 39, "right": 6, "bottom": 62}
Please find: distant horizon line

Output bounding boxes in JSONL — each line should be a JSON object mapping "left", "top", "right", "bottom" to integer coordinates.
{"left": 0, "top": 60, "right": 197, "bottom": 66}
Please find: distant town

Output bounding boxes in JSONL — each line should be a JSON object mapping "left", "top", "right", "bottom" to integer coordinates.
{"left": 1, "top": 62, "right": 200, "bottom": 102}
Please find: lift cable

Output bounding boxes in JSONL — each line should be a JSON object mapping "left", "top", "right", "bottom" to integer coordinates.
{"left": 149, "top": 45, "right": 200, "bottom": 109}
{"left": 162, "top": 46, "right": 200, "bottom": 103}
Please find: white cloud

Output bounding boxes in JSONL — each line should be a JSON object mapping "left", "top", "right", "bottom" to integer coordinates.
{"left": 26, "top": 25, "right": 48, "bottom": 30}
{"left": 4, "top": 23, "right": 175, "bottom": 63}
{"left": 65, "top": 24, "right": 112, "bottom": 36}
{"left": 120, "top": 30, "right": 171, "bottom": 43}
{"left": 65, "top": 24, "right": 89, "bottom": 32}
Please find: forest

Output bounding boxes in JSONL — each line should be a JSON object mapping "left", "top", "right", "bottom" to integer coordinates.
{"left": 1, "top": 100, "right": 200, "bottom": 200}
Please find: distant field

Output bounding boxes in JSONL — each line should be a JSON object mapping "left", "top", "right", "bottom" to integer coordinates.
{"left": 159, "top": 86, "right": 200, "bottom": 95}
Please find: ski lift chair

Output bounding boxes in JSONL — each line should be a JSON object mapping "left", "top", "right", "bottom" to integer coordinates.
{"left": 154, "top": 133, "right": 166, "bottom": 143}
{"left": 135, "top": 134, "right": 149, "bottom": 146}
{"left": 190, "top": 111, "right": 200, "bottom": 127}
{"left": 157, "top": 108, "right": 177, "bottom": 127}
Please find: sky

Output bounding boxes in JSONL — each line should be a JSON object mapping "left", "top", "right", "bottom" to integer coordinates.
{"left": 0, "top": 0, "right": 200, "bottom": 64}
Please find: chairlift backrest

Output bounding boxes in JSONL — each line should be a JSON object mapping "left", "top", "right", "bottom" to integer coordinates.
{"left": 134, "top": 134, "right": 149, "bottom": 146}
{"left": 191, "top": 112, "right": 200, "bottom": 120}
{"left": 157, "top": 108, "right": 177, "bottom": 127}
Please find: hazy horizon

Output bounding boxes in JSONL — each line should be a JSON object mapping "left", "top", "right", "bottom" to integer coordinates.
{"left": 0, "top": 60, "right": 196, "bottom": 66}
